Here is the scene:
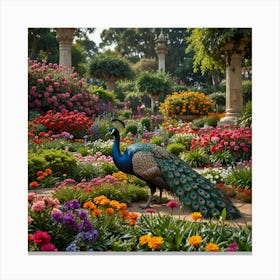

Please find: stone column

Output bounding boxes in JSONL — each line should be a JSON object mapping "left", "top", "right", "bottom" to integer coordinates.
{"left": 155, "top": 31, "right": 168, "bottom": 72}
{"left": 219, "top": 40, "right": 248, "bottom": 126}
{"left": 55, "top": 28, "right": 76, "bottom": 68}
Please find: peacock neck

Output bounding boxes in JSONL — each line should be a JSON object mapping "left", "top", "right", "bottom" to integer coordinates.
{"left": 112, "top": 132, "right": 134, "bottom": 174}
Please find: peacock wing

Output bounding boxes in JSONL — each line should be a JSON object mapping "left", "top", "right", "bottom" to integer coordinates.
{"left": 131, "top": 151, "right": 161, "bottom": 181}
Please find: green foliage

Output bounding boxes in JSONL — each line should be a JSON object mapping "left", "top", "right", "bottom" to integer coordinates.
{"left": 125, "top": 124, "right": 138, "bottom": 135}
{"left": 172, "top": 85, "right": 189, "bottom": 92}
{"left": 101, "top": 162, "right": 119, "bottom": 175}
{"left": 136, "top": 70, "right": 174, "bottom": 97}
{"left": 225, "top": 166, "right": 252, "bottom": 190}
{"left": 131, "top": 58, "right": 158, "bottom": 74}
{"left": 180, "top": 149, "right": 210, "bottom": 168}
{"left": 210, "top": 150, "right": 232, "bottom": 165}
{"left": 89, "top": 54, "right": 133, "bottom": 82}
{"left": 149, "top": 136, "right": 164, "bottom": 146}
{"left": 89, "top": 85, "right": 116, "bottom": 103}
{"left": 28, "top": 153, "right": 48, "bottom": 182}
{"left": 242, "top": 80, "right": 252, "bottom": 104}
{"left": 170, "top": 133, "right": 196, "bottom": 151}
{"left": 119, "top": 110, "right": 132, "bottom": 119}
{"left": 40, "top": 149, "right": 77, "bottom": 177}
{"left": 53, "top": 184, "right": 150, "bottom": 205}
{"left": 73, "top": 163, "right": 104, "bottom": 181}
{"left": 209, "top": 91, "right": 226, "bottom": 107}
{"left": 124, "top": 91, "right": 146, "bottom": 113}
{"left": 238, "top": 101, "right": 252, "bottom": 128}
{"left": 191, "top": 118, "right": 205, "bottom": 129}
{"left": 140, "top": 117, "right": 151, "bottom": 131}
{"left": 114, "top": 80, "right": 136, "bottom": 102}
{"left": 166, "top": 143, "right": 185, "bottom": 156}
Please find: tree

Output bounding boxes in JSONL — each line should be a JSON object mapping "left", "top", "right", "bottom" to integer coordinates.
{"left": 186, "top": 28, "right": 252, "bottom": 85}
{"left": 136, "top": 71, "right": 174, "bottom": 114}
{"left": 89, "top": 53, "right": 133, "bottom": 91}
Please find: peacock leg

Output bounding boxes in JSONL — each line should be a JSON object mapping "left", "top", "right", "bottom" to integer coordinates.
{"left": 139, "top": 184, "right": 156, "bottom": 209}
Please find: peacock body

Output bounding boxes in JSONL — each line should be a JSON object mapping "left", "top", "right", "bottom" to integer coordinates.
{"left": 108, "top": 127, "right": 240, "bottom": 219}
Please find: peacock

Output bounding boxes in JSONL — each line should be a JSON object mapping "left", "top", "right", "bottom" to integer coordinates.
{"left": 107, "top": 122, "right": 241, "bottom": 219}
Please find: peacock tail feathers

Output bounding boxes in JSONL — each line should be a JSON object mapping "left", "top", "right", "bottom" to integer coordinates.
{"left": 130, "top": 142, "right": 240, "bottom": 219}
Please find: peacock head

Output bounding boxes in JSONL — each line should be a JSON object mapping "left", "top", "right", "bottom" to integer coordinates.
{"left": 107, "top": 127, "right": 120, "bottom": 137}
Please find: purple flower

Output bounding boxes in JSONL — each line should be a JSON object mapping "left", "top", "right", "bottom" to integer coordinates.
{"left": 166, "top": 200, "right": 179, "bottom": 209}
{"left": 51, "top": 211, "right": 63, "bottom": 223}
{"left": 62, "top": 199, "right": 80, "bottom": 211}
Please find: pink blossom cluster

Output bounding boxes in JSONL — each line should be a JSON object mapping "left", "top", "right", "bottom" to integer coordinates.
{"left": 74, "top": 151, "right": 114, "bottom": 164}
{"left": 54, "top": 175, "right": 122, "bottom": 192}
{"left": 28, "top": 59, "right": 99, "bottom": 117}
{"left": 31, "top": 230, "right": 58, "bottom": 251}
{"left": 165, "top": 122, "right": 196, "bottom": 135}
{"left": 190, "top": 126, "right": 252, "bottom": 161}
{"left": 28, "top": 193, "right": 60, "bottom": 213}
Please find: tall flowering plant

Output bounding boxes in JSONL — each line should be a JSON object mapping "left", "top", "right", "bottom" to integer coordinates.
{"left": 28, "top": 59, "right": 99, "bottom": 117}
{"left": 160, "top": 91, "right": 215, "bottom": 118}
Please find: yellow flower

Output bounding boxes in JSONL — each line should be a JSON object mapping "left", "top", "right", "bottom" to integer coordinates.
{"left": 188, "top": 235, "right": 203, "bottom": 246}
{"left": 94, "top": 195, "right": 107, "bottom": 204}
{"left": 139, "top": 235, "right": 151, "bottom": 245}
{"left": 99, "top": 198, "right": 110, "bottom": 206}
{"left": 191, "top": 212, "right": 203, "bottom": 221}
{"left": 148, "top": 236, "right": 164, "bottom": 250}
{"left": 205, "top": 242, "right": 220, "bottom": 252}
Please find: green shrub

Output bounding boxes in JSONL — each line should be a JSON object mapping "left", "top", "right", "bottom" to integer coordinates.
{"left": 73, "top": 163, "right": 104, "bottom": 181}
{"left": 209, "top": 91, "right": 226, "bottom": 107}
{"left": 238, "top": 101, "right": 252, "bottom": 128}
{"left": 225, "top": 166, "right": 252, "bottom": 190}
{"left": 170, "top": 133, "right": 196, "bottom": 151}
{"left": 166, "top": 143, "right": 185, "bottom": 156}
{"left": 150, "top": 136, "right": 164, "bottom": 146}
{"left": 120, "top": 110, "right": 132, "bottom": 119}
{"left": 40, "top": 149, "right": 77, "bottom": 177}
{"left": 203, "top": 116, "right": 220, "bottom": 127}
{"left": 28, "top": 153, "right": 48, "bottom": 182}
{"left": 124, "top": 91, "right": 145, "bottom": 113}
{"left": 89, "top": 85, "right": 116, "bottom": 103}
{"left": 140, "top": 117, "right": 151, "bottom": 131}
{"left": 125, "top": 124, "right": 138, "bottom": 135}
{"left": 115, "top": 80, "right": 136, "bottom": 102}
{"left": 180, "top": 149, "right": 210, "bottom": 168}
{"left": 242, "top": 80, "right": 252, "bottom": 104}
{"left": 210, "top": 150, "right": 232, "bottom": 165}
{"left": 101, "top": 162, "right": 119, "bottom": 175}
{"left": 191, "top": 118, "right": 205, "bottom": 129}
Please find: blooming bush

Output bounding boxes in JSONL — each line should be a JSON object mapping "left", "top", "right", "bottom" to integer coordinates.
{"left": 33, "top": 110, "right": 94, "bottom": 138}
{"left": 28, "top": 59, "right": 99, "bottom": 117}
{"left": 160, "top": 91, "right": 215, "bottom": 118}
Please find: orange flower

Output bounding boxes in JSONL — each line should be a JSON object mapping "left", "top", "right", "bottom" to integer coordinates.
{"left": 205, "top": 242, "right": 220, "bottom": 252}
{"left": 191, "top": 212, "right": 203, "bottom": 221}
{"left": 92, "top": 209, "right": 102, "bottom": 217}
{"left": 29, "top": 181, "right": 39, "bottom": 188}
{"left": 129, "top": 220, "right": 136, "bottom": 226}
{"left": 139, "top": 235, "right": 151, "bottom": 245}
{"left": 105, "top": 207, "right": 114, "bottom": 216}
{"left": 83, "top": 201, "right": 96, "bottom": 210}
{"left": 147, "top": 236, "right": 164, "bottom": 250}
{"left": 188, "top": 235, "right": 203, "bottom": 246}
{"left": 94, "top": 195, "right": 107, "bottom": 204}
{"left": 109, "top": 200, "right": 120, "bottom": 209}
{"left": 37, "top": 175, "right": 45, "bottom": 180}
{"left": 45, "top": 168, "right": 52, "bottom": 175}
{"left": 37, "top": 170, "right": 44, "bottom": 176}
{"left": 128, "top": 212, "right": 138, "bottom": 220}
{"left": 119, "top": 209, "right": 129, "bottom": 219}
{"left": 100, "top": 198, "right": 110, "bottom": 206}
{"left": 117, "top": 203, "right": 127, "bottom": 210}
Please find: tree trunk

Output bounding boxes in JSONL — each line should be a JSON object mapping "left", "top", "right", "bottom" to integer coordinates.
{"left": 105, "top": 79, "right": 116, "bottom": 92}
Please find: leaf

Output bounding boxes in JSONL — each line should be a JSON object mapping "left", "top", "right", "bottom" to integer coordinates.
{"left": 221, "top": 208, "right": 227, "bottom": 222}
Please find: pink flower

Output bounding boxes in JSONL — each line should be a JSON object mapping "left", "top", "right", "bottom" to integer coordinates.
{"left": 242, "top": 147, "right": 249, "bottom": 152}
{"left": 28, "top": 216, "right": 33, "bottom": 224}
{"left": 32, "top": 230, "right": 51, "bottom": 245}
{"left": 37, "top": 78, "right": 44, "bottom": 84}
{"left": 230, "top": 141, "right": 236, "bottom": 147}
{"left": 226, "top": 242, "right": 238, "bottom": 252}
{"left": 166, "top": 200, "right": 179, "bottom": 209}
{"left": 146, "top": 208, "right": 156, "bottom": 214}
{"left": 234, "top": 146, "right": 240, "bottom": 151}
{"left": 31, "top": 201, "right": 45, "bottom": 212}
{"left": 53, "top": 81, "right": 60, "bottom": 88}
{"left": 40, "top": 243, "right": 58, "bottom": 251}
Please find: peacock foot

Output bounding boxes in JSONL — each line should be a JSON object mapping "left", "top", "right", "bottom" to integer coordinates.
{"left": 139, "top": 195, "right": 153, "bottom": 209}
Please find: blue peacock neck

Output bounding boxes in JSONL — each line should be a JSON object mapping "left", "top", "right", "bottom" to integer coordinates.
{"left": 112, "top": 131, "right": 134, "bottom": 174}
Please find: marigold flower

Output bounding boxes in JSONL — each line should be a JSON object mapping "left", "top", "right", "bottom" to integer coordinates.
{"left": 37, "top": 171, "right": 44, "bottom": 176}
{"left": 37, "top": 175, "right": 45, "bottom": 180}
{"left": 105, "top": 207, "right": 114, "bottom": 216}
{"left": 205, "top": 242, "right": 220, "bottom": 252}
{"left": 139, "top": 235, "right": 151, "bottom": 245}
{"left": 94, "top": 195, "right": 107, "bottom": 204}
{"left": 148, "top": 236, "right": 164, "bottom": 250}
{"left": 45, "top": 168, "right": 52, "bottom": 175}
{"left": 191, "top": 212, "right": 202, "bottom": 221}
{"left": 92, "top": 209, "right": 102, "bottom": 217}
{"left": 117, "top": 203, "right": 127, "bottom": 210}
{"left": 119, "top": 209, "right": 129, "bottom": 219}
{"left": 83, "top": 201, "right": 96, "bottom": 210}
{"left": 109, "top": 200, "right": 120, "bottom": 209}
{"left": 129, "top": 220, "right": 136, "bottom": 226}
{"left": 99, "top": 198, "right": 110, "bottom": 206}
{"left": 29, "top": 181, "right": 39, "bottom": 188}
{"left": 128, "top": 212, "right": 138, "bottom": 220}
{"left": 188, "top": 235, "right": 203, "bottom": 246}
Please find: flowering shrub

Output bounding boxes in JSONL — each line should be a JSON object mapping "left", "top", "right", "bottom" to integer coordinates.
{"left": 33, "top": 110, "right": 94, "bottom": 138}
{"left": 190, "top": 126, "right": 252, "bottom": 162}
{"left": 160, "top": 91, "right": 215, "bottom": 118}
{"left": 28, "top": 59, "right": 99, "bottom": 117}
